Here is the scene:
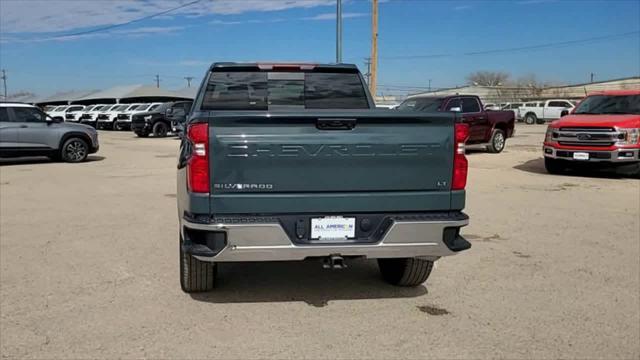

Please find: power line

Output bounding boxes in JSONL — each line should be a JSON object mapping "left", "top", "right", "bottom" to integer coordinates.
{"left": 31, "top": 0, "right": 204, "bottom": 41}
{"left": 381, "top": 30, "right": 640, "bottom": 60}
{"left": 1, "top": 70, "right": 7, "bottom": 99}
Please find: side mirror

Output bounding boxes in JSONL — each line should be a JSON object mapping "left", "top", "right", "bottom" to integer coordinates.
{"left": 449, "top": 107, "right": 462, "bottom": 113}
{"left": 560, "top": 109, "right": 569, "bottom": 117}
{"left": 45, "top": 114, "right": 61, "bottom": 123}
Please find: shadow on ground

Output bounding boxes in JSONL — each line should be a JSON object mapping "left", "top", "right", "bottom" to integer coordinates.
{"left": 190, "top": 259, "right": 428, "bottom": 307}
{"left": 514, "top": 157, "right": 638, "bottom": 179}
{"left": 0, "top": 155, "right": 105, "bottom": 167}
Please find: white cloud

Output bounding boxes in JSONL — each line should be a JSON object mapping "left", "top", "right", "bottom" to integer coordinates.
{"left": 0, "top": 0, "right": 336, "bottom": 34}
{"left": 453, "top": 5, "right": 472, "bottom": 11}
{"left": 2, "top": 26, "right": 185, "bottom": 43}
{"left": 178, "top": 60, "right": 211, "bottom": 67}
{"left": 517, "top": 0, "right": 556, "bottom": 4}
{"left": 304, "top": 12, "right": 368, "bottom": 20}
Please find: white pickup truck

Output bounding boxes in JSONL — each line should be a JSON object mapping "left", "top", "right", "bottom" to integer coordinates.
{"left": 519, "top": 99, "right": 575, "bottom": 125}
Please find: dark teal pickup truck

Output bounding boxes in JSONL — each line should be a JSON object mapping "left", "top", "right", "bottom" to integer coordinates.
{"left": 177, "top": 63, "right": 471, "bottom": 292}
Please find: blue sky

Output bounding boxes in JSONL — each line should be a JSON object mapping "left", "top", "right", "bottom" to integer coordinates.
{"left": 0, "top": 0, "right": 639, "bottom": 97}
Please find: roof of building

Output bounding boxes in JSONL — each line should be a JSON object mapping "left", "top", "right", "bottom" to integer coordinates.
{"left": 37, "top": 90, "right": 101, "bottom": 105}
{"left": 72, "top": 85, "right": 178, "bottom": 102}
{"left": 171, "top": 87, "right": 198, "bottom": 99}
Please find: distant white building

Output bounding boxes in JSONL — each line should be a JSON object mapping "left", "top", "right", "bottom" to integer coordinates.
{"left": 406, "top": 76, "right": 640, "bottom": 103}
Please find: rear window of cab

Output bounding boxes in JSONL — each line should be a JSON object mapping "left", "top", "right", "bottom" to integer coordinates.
{"left": 201, "top": 71, "right": 369, "bottom": 110}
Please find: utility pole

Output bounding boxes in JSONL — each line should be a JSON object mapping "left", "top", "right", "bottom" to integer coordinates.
{"left": 369, "top": 0, "right": 378, "bottom": 97}
{"left": 155, "top": 74, "right": 161, "bottom": 88}
{"left": 1, "top": 69, "right": 7, "bottom": 99}
{"left": 428, "top": 79, "right": 432, "bottom": 92}
{"left": 336, "top": 0, "right": 342, "bottom": 63}
{"left": 184, "top": 76, "right": 194, "bottom": 88}
{"left": 364, "top": 58, "right": 372, "bottom": 85}
{"left": 590, "top": 72, "right": 595, "bottom": 83}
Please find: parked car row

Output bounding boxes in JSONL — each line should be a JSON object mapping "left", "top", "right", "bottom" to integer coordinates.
{"left": 44, "top": 101, "right": 192, "bottom": 138}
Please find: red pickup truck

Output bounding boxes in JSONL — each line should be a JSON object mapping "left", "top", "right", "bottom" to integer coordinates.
{"left": 543, "top": 90, "right": 640, "bottom": 176}
{"left": 398, "top": 94, "right": 515, "bottom": 153}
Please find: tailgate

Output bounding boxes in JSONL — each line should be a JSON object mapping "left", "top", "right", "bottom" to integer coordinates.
{"left": 208, "top": 111, "right": 456, "bottom": 214}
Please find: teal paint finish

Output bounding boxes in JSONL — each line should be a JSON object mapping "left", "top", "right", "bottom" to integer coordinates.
{"left": 204, "top": 110, "right": 458, "bottom": 215}
{"left": 210, "top": 191, "right": 453, "bottom": 214}
{"left": 450, "top": 190, "right": 466, "bottom": 210}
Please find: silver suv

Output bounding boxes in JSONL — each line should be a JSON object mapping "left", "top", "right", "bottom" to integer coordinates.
{"left": 0, "top": 103, "right": 99, "bottom": 162}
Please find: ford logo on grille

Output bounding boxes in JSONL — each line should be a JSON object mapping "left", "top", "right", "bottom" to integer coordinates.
{"left": 577, "top": 134, "right": 592, "bottom": 141}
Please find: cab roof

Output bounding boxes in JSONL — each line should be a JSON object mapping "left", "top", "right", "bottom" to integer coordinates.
{"left": 0, "top": 102, "right": 35, "bottom": 108}
{"left": 209, "top": 62, "right": 359, "bottom": 72}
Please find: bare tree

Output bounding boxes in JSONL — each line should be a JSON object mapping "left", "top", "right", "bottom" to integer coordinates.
{"left": 466, "top": 71, "right": 510, "bottom": 86}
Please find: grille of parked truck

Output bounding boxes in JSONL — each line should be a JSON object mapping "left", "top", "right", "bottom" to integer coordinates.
{"left": 176, "top": 62, "right": 472, "bottom": 292}
{"left": 543, "top": 90, "right": 640, "bottom": 176}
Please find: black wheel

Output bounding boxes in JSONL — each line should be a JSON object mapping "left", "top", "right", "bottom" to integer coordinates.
{"left": 487, "top": 129, "right": 506, "bottom": 153}
{"left": 524, "top": 113, "right": 537, "bottom": 125}
{"left": 616, "top": 163, "right": 640, "bottom": 178}
{"left": 544, "top": 157, "right": 568, "bottom": 175}
{"left": 180, "top": 236, "right": 216, "bottom": 293}
{"left": 135, "top": 131, "right": 149, "bottom": 138}
{"left": 60, "top": 137, "right": 89, "bottom": 163}
{"left": 378, "top": 258, "right": 434, "bottom": 286}
{"left": 112, "top": 120, "right": 120, "bottom": 131}
{"left": 152, "top": 122, "right": 168, "bottom": 138}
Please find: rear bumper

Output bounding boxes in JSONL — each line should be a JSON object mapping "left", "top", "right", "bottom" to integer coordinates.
{"left": 181, "top": 213, "right": 470, "bottom": 262}
{"left": 543, "top": 146, "right": 640, "bottom": 163}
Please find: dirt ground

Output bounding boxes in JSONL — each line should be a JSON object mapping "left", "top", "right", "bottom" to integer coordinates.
{"left": 1, "top": 125, "right": 638, "bottom": 359}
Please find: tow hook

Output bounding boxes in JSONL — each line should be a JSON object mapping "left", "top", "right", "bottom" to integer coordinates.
{"left": 323, "top": 254, "right": 346, "bottom": 269}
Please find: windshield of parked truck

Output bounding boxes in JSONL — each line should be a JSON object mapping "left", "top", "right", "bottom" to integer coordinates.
{"left": 53, "top": 106, "right": 68, "bottom": 111}
{"left": 133, "top": 104, "right": 149, "bottom": 111}
{"left": 202, "top": 71, "right": 369, "bottom": 110}
{"left": 397, "top": 97, "right": 444, "bottom": 112}
{"left": 574, "top": 95, "right": 640, "bottom": 115}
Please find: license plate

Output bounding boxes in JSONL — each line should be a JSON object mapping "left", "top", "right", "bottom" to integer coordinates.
{"left": 573, "top": 152, "right": 589, "bottom": 160}
{"left": 311, "top": 217, "right": 355, "bottom": 240}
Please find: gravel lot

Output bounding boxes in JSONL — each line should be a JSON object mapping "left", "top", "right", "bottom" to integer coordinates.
{"left": 1, "top": 125, "right": 638, "bottom": 359}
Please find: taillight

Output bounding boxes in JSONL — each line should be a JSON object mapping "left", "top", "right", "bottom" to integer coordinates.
{"left": 187, "top": 123, "right": 209, "bottom": 193}
{"left": 452, "top": 123, "right": 469, "bottom": 190}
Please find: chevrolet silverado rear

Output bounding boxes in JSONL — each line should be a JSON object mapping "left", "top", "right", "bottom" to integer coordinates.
{"left": 177, "top": 63, "right": 471, "bottom": 292}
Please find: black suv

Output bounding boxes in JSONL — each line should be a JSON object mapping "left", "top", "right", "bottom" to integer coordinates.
{"left": 131, "top": 101, "right": 192, "bottom": 138}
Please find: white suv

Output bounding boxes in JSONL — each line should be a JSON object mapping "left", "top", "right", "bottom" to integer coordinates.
{"left": 96, "top": 104, "right": 129, "bottom": 130}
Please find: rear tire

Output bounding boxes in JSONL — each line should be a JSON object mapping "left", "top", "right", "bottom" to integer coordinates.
{"left": 378, "top": 258, "right": 434, "bottom": 286}
{"left": 153, "top": 122, "right": 168, "bottom": 138}
{"left": 524, "top": 113, "right": 537, "bottom": 125}
{"left": 544, "top": 157, "right": 568, "bottom": 175}
{"left": 617, "top": 162, "right": 640, "bottom": 178}
{"left": 487, "top": 129, "right": 506, "bottom": 153}
{"left": 180, "top": 236, "right": 216, "bottom": 293}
